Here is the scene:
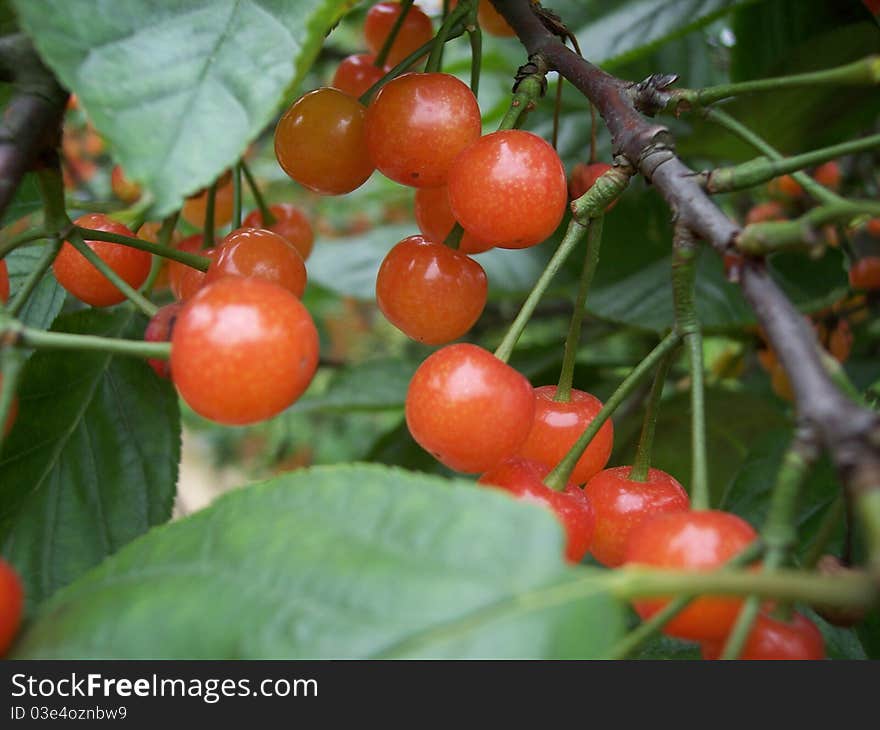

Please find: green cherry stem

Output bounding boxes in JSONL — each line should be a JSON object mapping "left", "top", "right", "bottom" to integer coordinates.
{"left": 75, "top": 226, "right": 210, "bottom": 271}
{"left": 666, "top": 56, "right": 880, "bottom": 113}
{"left": 543, "top": 331, "right": 682, "bottom": 491}
{"left": 628, "top": 348, "right": 676, "bottom": 482}
{"left": 203, "top": 180, "right": 217, "bottom": 249}
{"left": 3, "top": 321, "right": 170, "bottom": 359}
{"left": 498, "top": 72, "right": 545, "bottom": 131}
{"left": 232, "top": 163, "right": 243, "bottom": 229}
{"left": 705, "top": 108, "right": 845, "bottom": 207}
{"left": 0, "top": 226, "right": 50, "bottom": 259}
{"left": 0, "top": 345, "right": 25, "bottom": 453}
{"left": 555, "top": 215, "right": 604, "bottom": 402}
{"left": 719, "top": 432, "right": 818, "bottom": 659}
{"left": 141, "top": 211, "right": 180, "bottom": 293}
{"left": 607, "top": 540, "right": 764, "bottom": 660}
{"left": 466, "top": 3, "right": 482, "bottom": 96}
{"left": 493, "top": 218, "right": 591, "bottom": 363}
{"left": 672, "top": 226, "right": 708, "bottom": 510}
{"left": 67, "top": 230, "right": 158, "bottom": 318}
{"left": 425, "top": 0, "right": 469, "bottom": 73}
{"left": 7, "top": 237, "right": 62, "bottom": 316}
{"left": 705, "top": 133, "right": 880, "bottom": 194}
{"left": 241, "top": 161, "right": 275, "bottom": 226}
{"left": 374, "top": 0, "right": 415, "bottom": 69}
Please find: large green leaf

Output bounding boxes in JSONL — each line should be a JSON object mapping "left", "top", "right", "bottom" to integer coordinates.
{"left": 13, "top": 0, "right": 355, "bottom": 218}
{"left": 0, "top": 307, "right": 180, "bottom": 611}
{"left": 4, "top": 246, "right": 66, "bottom": 330}
{"left": 0, "top": 173, "right": 41, "bottom": 227}
{"left": 14, "top": 465, "right": 624, "bottom": 659}
{"left": 295, "top": 357, "right": 416, "bottom": 414}
{"left": 570, "top": 0, "right": 760, "bottom": 68}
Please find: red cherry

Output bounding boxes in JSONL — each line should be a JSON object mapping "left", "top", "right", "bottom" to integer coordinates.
{"left": 583, "top": 466, "right": 690, "bottom": 567}
{"left": 205, "top": 227, "right": 307, "bottom": 298}
{"left": 477, "top": 0, "right": 516, "bottom": 36}
{"left": 812, "top": 161, "right": 841, "bottom": 191}
{"left": 53, "top": 214, "right": 151, "bottom": 307}
{"left": 275, "top": 88, "right": 374, "bottom": 195}
{"left": 181, "top": 176, "right": 235, "bottom": 228}
{"left": 701, "top": 611, "right": 825, "bottom": 660}
{"left": 364, "top": 2, "right": 434, "bottom": 68}
{"left": 171, "top": 277, "right": 319, "bottom": 425}
{"left": 0, "top": 558, "right": 23, "bottom": 656}
{"left": 625, "top": 510, "right": 758, "bottom": 641}
{"left": 745, "top": 201, "right": 786, "bottom": 225}
{"left": 768, "top": 175, "right": 803, "bottom": 200}
{"left": 865, "top": 0, "right": 880, "bottom": 13}
{"left": 849, "top": 257, "right": 880, "bottom": 290}
{"left": 866, "top": 218, "right": 880, "bottom": 237}
{"left": 332, "top": 53, "right": 386, "bottom": 99}
{"left": 405, "top": 343, "right": 535, "bottom": 473}
{"left": 365, "top": 72, "right": 482, "bottom": 188}
{"left": 0, "top": 258, "right": 9, "bottom": 303}
{"left": 144, "top": 303, "right": 183, "bottom": 379}
{"left": 168, "top": 235, "right": 216, "bottom": 302}
{"left": 414, "top": 186, "right": 494, "bottom": 254}
{"left": 242, "top": 204, "right": 314, "bottom": 262}
{"left": 516, "top": 385, "right": 613, "bottom": 486}
{"left": 568, "top": 162, "right": 617, "bottom": 211}
{"left": 479, "top": 457, "right": 594, "bottom": 563}
{"left": 447, "top": 130, "right": 567, "bottom": 249}
{"left": 376, "top": 235, "right": 487, "bottom": 344}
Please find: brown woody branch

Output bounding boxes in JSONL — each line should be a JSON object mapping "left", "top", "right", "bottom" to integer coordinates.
{"left": 490, "top": 1, "right": 880, "bottom": 524}
{"left": 0, "top": 34, "right": 67, "bottom": 222}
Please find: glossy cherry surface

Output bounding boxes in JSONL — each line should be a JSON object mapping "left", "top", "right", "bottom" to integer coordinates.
{"left": 171, "top": 277, "right": 319, "bottom": 425}
{"left": 516, "top": 385, "right": 613, "bottom": 486}
{"left": 583, "top": 466, "right": 690, "bottom": 567}
{"left": 625, "top": 509, "right": 758, "bottom": 641}
{"left": 275, "top": 88, "right": 374, "bottom": 195}
{"left": 53, "top": 214, "right": 151, "bottom": 307}
{"left": 414, "top": 186, "right": 494, "bottom": 254}
{"left": 479, "top": 457, "right": 594, "bottom": 563}
{"left": 243, "top": 204, "right": 314, "bottom": 261}
{"left": 365, "top": 72, "right": 482, "bottom": 188}
{"left": 447, "top": 130, "right": 567, "bottom": 249}
{"left": 701, "top": 611, "right": 825, "bottom": 660}
{"left": 168, "top": 234, "right": 214, "bottom": 302}
{"left": 332, "top": 53, "right": 386, "bottom": 99}
{"left": 405, "top": 343, "right": 535, "bottom": 473}
{"left": 376, "top": 235, "right": 487, "bottom": 344}
{"left": 205, "top": 227, "right": 307, "bottom": 298}
{"left": 144, "top": 302, "right": 183, "bottom": 379}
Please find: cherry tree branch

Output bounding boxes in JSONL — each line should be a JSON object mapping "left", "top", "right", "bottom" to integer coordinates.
{"left": 490, "top": 0, "right": 880, "bottom": 566}
{"left": 0, "top": 34, "right": 67, "bottom": 222}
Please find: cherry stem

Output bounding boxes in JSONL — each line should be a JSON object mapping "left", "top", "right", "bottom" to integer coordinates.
{"left": 141, "top": 211, "right": 180, "bottom": 293}
{"left": 552, "top": 76, "right": 563, "bottom": 149}
{"left": 0, "top": 226, "right": 50, "bottom": 259}
{"left": 705, "top": 132, "right": 880, "bottom": 194}
{"left": 67, "top": 231, "right": 158, "bottom": 318}
{"left": 375, "top": 0, "right": 415, "bottom": 69}
{"left": 628, "top": 348, "right": 675, "bottom": 483}
{"left": 7, "top": 238, "right": 62, "bottom": 316}
{"left": 241, "top": 161, "right": 275, "bottom": 226}
{"left": 493, "top": 217, "right": 592, "bottom": 363}
{"left": 232, "top": 163, "right": 243, "bottom": 229}
{"left": 720, "top": 431, "right": 818, "bottom": 659}
{"left": 0, "top": 345, "right": 25, "bottom": 454}
{"left": 426, "top": 0, "right": 470, "bottom": 73}
{"left": 543, "top": 331, "right": 682, "bottom": 491}
{"left": 607, "top": 540, "right": 764, "bottom": 659}
{"left": 75, "top": 226, "right": 210, "bottom": 271}
{"left": 554, "top": 215, "right": 603, "bottom": 402}
{"left": 466, "top": 3, "right": 482, "bottom": 96}
{"left": 803, "top": 495, "right": 845, "bottom": 570}
{"left": 203, "top": 180, "right": 217, "bottom": 250}
{"left": 672, "top": 226, "right": 708, "bottom": 510}
{"left": 2, "top": 320, "right": 170, "bottom": 359}
{"left": 705, "top": 108, "right": 845, "bottom": 207}
{"left": 665, "top": 56, "right": 880, "bottom": 113}
{"left": 498, "top": 72, "right": 544, "bottom": 130}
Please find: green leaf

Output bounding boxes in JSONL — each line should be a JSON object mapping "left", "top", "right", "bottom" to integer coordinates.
{"left": 5, "top": 246, "right": 66, "bottom": 330}
{"left": 0, "top": 307, "right": 180, "bottom": 611}
{"left": 295, "top": 357, "right": 416, "bottom": 414}
{"left": 0, "top": 173, "right": 41, "bottom": 227}
{"left": 14, "top": 465, "right": 625, "bottom": 659}
{"left": 13, "top": 0, "right": 355, "bottom": 218}
{"left": 572, "top": 0, "right": 760, "bottom": 68}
